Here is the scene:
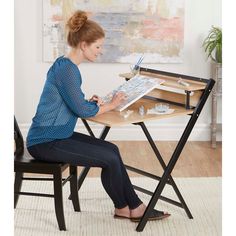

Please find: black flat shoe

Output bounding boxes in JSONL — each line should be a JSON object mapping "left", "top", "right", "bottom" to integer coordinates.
{"left": 130, "top": 209, "right": 170, "bottom": 222}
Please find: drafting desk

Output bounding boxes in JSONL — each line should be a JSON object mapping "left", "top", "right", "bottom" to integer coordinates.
{"left": 76, "top": 67, "right": 215, "bottom": 232}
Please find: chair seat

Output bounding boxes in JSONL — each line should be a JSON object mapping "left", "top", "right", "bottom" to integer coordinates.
{"left": 14, "top": 148, "right": 68, "bottom": 174}
{"left": 15, "top": 148, "right": 64, "bottom": 164}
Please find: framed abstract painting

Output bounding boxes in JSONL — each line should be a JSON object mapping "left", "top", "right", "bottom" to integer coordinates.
{"left": 43, "top": 0, "right": 185, "bottom": 63}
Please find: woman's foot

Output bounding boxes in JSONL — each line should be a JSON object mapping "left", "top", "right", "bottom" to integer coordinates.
{"left": 130, "top": 203, "right": 170, "bottom": 221}
{"left": 130, "top": 203, "right": 146, "bottom": 218}
{"left": 130, "top": 209, "right": 171, "bottom": 222}
{"left": 114, "top": 206, "right": 130, "bottom": 219}
{"left": 114, "top": 204, "right": 170, "bottom": 221}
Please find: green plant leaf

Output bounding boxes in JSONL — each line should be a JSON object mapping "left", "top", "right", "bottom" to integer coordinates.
{"left": 202, "top": 26, "right": 222, "bottom": 62}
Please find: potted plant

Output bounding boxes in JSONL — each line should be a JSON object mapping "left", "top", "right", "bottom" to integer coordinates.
{"left": 203, "top": 26, "right": 222, "bottom": 149}
{"left": 203, "top": 26, "right": 222, "bottom": 63}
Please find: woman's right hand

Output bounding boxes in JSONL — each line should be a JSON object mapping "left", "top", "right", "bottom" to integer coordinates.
{"left": 111, "top": 92, "right": 127, "bottom": 109}
{"left": 96, "top": 92, "right": 127, "bottom": 116}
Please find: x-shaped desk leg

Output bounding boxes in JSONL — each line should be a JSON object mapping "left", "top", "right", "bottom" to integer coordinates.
{"left": 135, "top": 80, "right": 215, "bottom": 231}
{"left": 134, "top": 122, "right": 193, "bottom": 231}
{"left": 77, "top": 119, "right": 193, "bottom": 231}
{"left": 78, "top": 120, "right": 193, "bottom": 229}
{"left": 135, "top": 106, "right": 210, "bottom": 231}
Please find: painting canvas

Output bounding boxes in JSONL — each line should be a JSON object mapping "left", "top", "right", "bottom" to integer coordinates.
{"left": 43, "top": 0, "right": 185, "bottom": 63}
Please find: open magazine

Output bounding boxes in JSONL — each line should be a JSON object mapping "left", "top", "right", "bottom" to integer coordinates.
{"left": 103, "top": 75, "right": 165, "bottom": 111}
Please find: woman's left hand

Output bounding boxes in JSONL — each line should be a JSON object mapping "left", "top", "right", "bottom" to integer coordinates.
{"left": 89, "top": 95, "right": 104, "bottom": 106}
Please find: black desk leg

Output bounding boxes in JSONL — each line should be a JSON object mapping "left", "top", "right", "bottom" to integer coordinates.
{"left": 137, "top": 122, "right": 193, "bottom": 219}
{"left": 136, "top": 79, "right": 215, "bottom": 231}
{"left": 137, "top": 113, "right": 197, "bottom": 231}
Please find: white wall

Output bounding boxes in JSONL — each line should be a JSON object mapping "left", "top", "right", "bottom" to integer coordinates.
{"left": 14, "top": 0, "right": 222, "bottom": 141}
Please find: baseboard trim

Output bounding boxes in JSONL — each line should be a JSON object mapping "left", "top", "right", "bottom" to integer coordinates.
{"left": 20, "top": 123, "right": 222, "bottom": 141}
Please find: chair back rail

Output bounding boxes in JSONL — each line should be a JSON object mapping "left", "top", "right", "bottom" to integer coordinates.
{"left": 14, "top": 116, "right": 24, "bottom": 157}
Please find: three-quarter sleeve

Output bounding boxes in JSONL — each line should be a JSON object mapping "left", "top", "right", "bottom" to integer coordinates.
{"left": 54, "top": 60, "right": 99, "bottom": 118}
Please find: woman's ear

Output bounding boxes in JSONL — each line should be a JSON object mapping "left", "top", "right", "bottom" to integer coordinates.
{"left": 80, "top": 41, "right": 87, "bottom": 51}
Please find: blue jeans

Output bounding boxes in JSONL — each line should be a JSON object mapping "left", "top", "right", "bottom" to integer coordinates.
{"left": 28, "top": 132, "right": 142, "bottom": 209}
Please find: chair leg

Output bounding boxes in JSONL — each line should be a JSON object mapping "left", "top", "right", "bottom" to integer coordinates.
{"left": 14, "top": 172, "right": 23, "bottom": 208}
{"left": 69, "top": 166, "right": 80, "bottom": 212}
{"left": 53, "top": 169, "right": 66, "bottom": 231}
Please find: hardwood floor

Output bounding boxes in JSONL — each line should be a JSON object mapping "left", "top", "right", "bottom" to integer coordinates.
{"left": 77, "top": 141, "right": 222, "bottom": 178}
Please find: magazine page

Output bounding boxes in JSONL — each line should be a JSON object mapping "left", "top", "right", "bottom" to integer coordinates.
{"left": 103, "top": 75, "right": 165, "bottom": 111}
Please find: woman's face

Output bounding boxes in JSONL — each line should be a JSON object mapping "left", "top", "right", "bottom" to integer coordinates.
{"left": 82, "top": 38, "right": 104, "bottom": 62}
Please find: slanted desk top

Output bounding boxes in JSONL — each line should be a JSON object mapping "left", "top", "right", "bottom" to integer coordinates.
{"left": 118, "top": 68, "right": 209, "bottom": 110}
{"left": 87, "top": 68, "right": 209, "bottom": 127}
{"left": 87, "top": 97, "right": 193, "bottom": 127}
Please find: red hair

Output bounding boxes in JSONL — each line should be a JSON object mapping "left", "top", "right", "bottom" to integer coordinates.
{"left": 66, "top": 10, "right": 105, "bottom": 48}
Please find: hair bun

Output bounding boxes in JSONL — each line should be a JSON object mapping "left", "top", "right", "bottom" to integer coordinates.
{"left": 67, "top": 10, "right": 88, "bottom": 33}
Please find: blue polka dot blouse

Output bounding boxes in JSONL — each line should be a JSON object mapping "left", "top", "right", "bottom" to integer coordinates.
{"left": 26, "top": 56, "right": 99, "bottom": 147}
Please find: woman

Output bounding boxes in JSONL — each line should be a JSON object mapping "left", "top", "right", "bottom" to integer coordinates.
{"left": 27, "top": 10, "right": 170, "bottom": 222}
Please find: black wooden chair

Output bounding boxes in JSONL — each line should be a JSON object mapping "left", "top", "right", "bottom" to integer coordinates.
{"left": 14, "top": 117, "right": 80, "bottom": 231}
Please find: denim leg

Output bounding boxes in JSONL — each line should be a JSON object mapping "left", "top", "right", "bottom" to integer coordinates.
{"left": 28, "top": 136, "right": 128, "bottom": 209}
{"left": 102, "top": 143, "right": 143, "bottom": 209}
{"left": 70, "top": 132, "right": 143, "bottom": 209}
